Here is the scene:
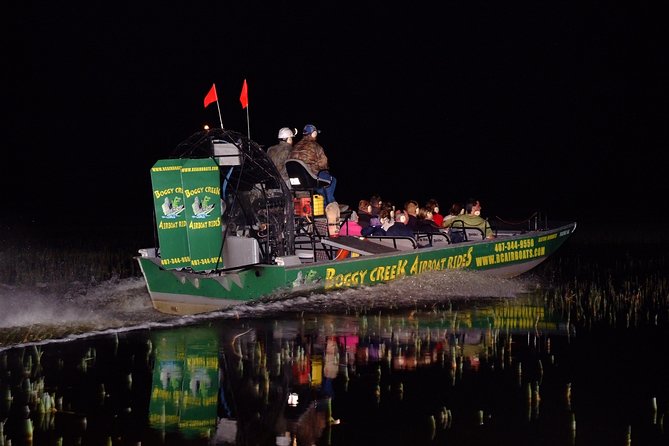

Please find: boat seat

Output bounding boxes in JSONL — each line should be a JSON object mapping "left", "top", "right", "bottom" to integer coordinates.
{"left": 448, "top": 220, "right": 486, "bottom": 243}
{"left": 465, "top": 228, "right": 486, "bottom": 241}
{"left": 365, "top": 235, "right": 417, "bottom": 250}
{"left": 415, "top": 231, "right": 451, "bottom": 247}
{"left": 285, "top": 159, "right": 331, "bottom": 191}
{"left": 320, "top": 235, "right": 400, "bottom": 255}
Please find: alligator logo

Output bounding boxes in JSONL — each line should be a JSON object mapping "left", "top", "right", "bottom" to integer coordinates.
{"left": 192, "top": 195, "right": 215, "bottom": 218}
{"left": 292, "top": 269, "right": 322, "bottom": 288}
{"left": 161, "top": 196, "right": 185, "bottom": 218}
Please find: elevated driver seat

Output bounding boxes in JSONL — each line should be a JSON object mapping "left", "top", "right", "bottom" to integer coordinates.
{"left": 285, "top": 159, "right": 332, "bottom": 262}
{"left": 285, "top": 159, "right": 331, "bottom": 191}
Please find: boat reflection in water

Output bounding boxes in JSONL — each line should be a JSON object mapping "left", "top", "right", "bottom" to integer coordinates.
{"left": 146, "top": 319, "right": 342, "bottom": 445}
{"left": 149, "top": 299, "right": 571, "bottom": 445}
{"left": 2, "top": 294, "right": 665, "bottom": 445}
{"left": 149, "top": 328, "right": 220, "bottom": 442}
{"left": 0, "top": 298, "right": 569, "bottom": 445}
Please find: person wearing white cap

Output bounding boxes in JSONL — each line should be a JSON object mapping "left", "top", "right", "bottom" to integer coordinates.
{"left": 289, "top": 124, "right": 340, "bottom": 207}
{"left": 267, "top": 127, "right": 297, "bottom": 187}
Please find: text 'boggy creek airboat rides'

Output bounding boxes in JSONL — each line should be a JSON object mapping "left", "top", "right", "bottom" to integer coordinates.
{"left": 137, "top": 128, "right": 577, "bottom": 315}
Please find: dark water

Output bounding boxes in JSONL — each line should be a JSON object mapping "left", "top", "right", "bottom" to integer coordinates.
{"left": 1, "top": 228, "right": 668, "bottom": 445}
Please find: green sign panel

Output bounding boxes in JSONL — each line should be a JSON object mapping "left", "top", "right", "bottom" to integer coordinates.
{"left": 181, "top": 158, "right": 224, "bottom": 271}
{"left": 151, "top": 159, "right": 190, "bottom": 269}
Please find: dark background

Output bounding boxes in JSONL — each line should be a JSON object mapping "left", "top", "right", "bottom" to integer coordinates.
{"left": 5, "top": 1, "right": 668, "bottom": 233}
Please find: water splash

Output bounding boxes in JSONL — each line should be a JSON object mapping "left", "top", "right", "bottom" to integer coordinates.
{"left": 0, "top": 269, "right": 538, "bottom": 350}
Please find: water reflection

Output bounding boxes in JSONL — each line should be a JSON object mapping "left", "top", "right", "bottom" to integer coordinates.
{"left": 149, "top": 328, "right": 219, "bottom": 441}
{"left": 0, "top": 295, "right": 666, "bottom": 445}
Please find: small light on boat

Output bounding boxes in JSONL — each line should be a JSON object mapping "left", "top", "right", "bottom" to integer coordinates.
{"left": 287, "top": 392, "right": 299, "bottom": 407}
{"left": 204, "top": 124, "right": 210, "bottom": 130}
{"left": 275, "top": 256, "right": 302, "bottom": 266}
{"left": 276, "top": 433, "right": 291, "bottom": 446}
{"left": 138, "top": 248, "right": 157, "bottom": 258}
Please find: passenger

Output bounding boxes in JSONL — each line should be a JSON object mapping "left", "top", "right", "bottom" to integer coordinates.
{"left": 416, "top": 206, "right": 442, "bottom": 234}
{"left": 381, "top": 200, "right": 395, "bottom": 213}
{"left": 369, "top": 194, "right": 383, "bottom": 217}
{"left": 442, "top": 198, "right": 495, "bottom": 239}
{"left": 442, "top": 202, "right": 463, "bottom": 226}
{"left": 339, "top": 211, "right": 363, "bottom": 236}
{"left": 289, "top": 124, "right": 339, "bottom": 207}
{"left": 379, "top": 208, "right": 395, "bottom": 232}
{"left": 356, "top": 199, "right": 374, "bottom": 229}
{"left": 386, "top": 210, "right": 415, "bottom": 237}
{"left": 324, "top": 201, "right": 341, "bottom": 237}
{"left": 403, "top": 200, "right": 419, "bottom": 231}
{"left": 361, "top": 216, "right": 386, "bottom": 236}
{"left": 424, "top": 198, "right": 444, "bottom": 226}
{"left": 266, "top": 127, "right": 297, "bottom": 187}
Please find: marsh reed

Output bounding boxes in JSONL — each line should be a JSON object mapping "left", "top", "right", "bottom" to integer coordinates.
{"left": 537, "top": 226, "right": 669, "bottom": 329}
{"left": 0, "top": 220, "right": 153, "bottom": 286}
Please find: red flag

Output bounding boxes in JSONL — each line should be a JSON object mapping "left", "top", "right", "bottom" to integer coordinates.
{"left": 239, "top": 79, "right": 248, "bottom": 109}
{"left": 204, "top": 83, "right": 218, "bottom": 108}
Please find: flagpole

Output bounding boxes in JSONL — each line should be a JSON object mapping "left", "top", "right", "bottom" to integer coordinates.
{"left": 216, "top": 100, "right": 224, "bottom": 129}
{"left": 240, "top": 78, "right": 250, "bottom": 138}
{"left": 245, "top": 106, "right": 250, "bottom": 139}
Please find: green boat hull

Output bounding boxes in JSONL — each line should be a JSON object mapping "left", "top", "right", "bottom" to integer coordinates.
{"left": 137, "top": 222, "right": 577, "bottom": 315}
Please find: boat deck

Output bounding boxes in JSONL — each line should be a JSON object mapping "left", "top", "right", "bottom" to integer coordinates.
{"left": 319, "top": 235, "right": 399, "bottom": 255}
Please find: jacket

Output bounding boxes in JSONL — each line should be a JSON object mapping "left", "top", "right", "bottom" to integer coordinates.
{"left": 386, "top": 223, "right": 414, "bottom": 237}
{"left": 266, "top": 141, "right": 292, "bottom": 182}
{"left": 289, "top": 136, "right": 328, "bottom": 175}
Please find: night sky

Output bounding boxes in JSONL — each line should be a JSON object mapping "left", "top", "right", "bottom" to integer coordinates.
{"left": 6, "top": 1, "right": 668, "bottom": 231}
